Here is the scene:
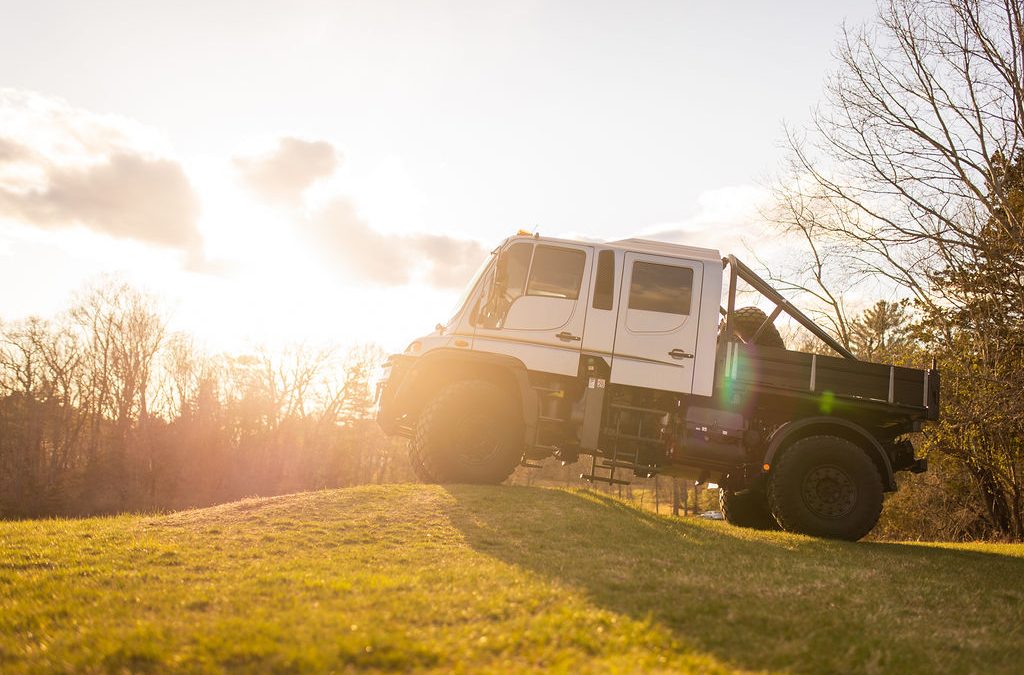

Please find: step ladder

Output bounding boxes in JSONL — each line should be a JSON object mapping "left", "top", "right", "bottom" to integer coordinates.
{"left": 579, "top": 402, "right": 665, "bottom": 485}
{"left": 521, "top": 385, "right": 571, "bottom": 468}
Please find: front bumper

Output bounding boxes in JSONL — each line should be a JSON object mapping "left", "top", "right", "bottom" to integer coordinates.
{"left": 373, "top": 354, "right": 411, "bottom": 435}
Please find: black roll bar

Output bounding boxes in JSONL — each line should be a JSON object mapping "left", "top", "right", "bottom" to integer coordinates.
{"left": 722, "top": 255, "right": 858, "bottom": 361}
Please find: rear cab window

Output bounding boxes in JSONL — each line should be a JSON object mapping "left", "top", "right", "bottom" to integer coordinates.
{"left": 628, "top": 262, "right": 694, "bottom": 315}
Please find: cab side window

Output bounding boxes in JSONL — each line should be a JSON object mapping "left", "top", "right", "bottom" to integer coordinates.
{"left": 628, "top": 262, "right": 694, "bottom": 315}
{"left": 592, "top": 250, "right": 615, "bottom": 310}
{"left": 502, "top": 243, "right": 533, "bottom": 304}
{"left": 472, "top": 242, "right": 532, "bottom": 328}
{"left": 472, "top": 243, "right": 586, "bottom": 329}
{"left": 526, "top": 245, "right": 586, "bottom": 299}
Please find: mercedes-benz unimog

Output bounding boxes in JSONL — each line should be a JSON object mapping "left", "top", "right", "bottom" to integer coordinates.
{"left": 374, "top": 233, "right": 938, "bottom": 540}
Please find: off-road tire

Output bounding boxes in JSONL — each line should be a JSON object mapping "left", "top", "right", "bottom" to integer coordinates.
{"left": 731, "top": 306, "right": 786, "bottom": 349}
{"left": 719, "top": 488, "right": 777, "bottom": 530}
{"left": 410, "top": 380, "right": 523, "bottom": 484}
{"left": 408, "top": 440, "right": 436, "bottom": 482}
{"left": 767, "top": 435, "right": 884, "bottom": 541}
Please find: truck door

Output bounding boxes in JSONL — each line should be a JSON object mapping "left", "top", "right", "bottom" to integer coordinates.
{"left": 611, "top": 252, "right": 703, "bottom": 393}
{"left": 471, "top": 240, "right": 593, "bottom": 376}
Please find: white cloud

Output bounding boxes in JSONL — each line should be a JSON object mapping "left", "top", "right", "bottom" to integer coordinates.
{"left": 642, "top": 184, "right": 772, "bottom": 256}
{"left": 234, "top": 137, "right": 340, "bottom": 205}
{"left": 303, "top": 198, "right": 487, "bottom": 289}
{"left": 224, "top": 136, "right": 489, "bottom": 290}
{"left": 0, "top": 89, "right": 204, "bottom": 263}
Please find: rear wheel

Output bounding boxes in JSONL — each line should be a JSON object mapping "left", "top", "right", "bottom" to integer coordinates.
{"left": 767, "top": 435, "right": 883, "bottom": 541}
{"left": 719, "top": 488, "right": 777, "bottom": 530}
{"left": 410, "top": 380, "right": 523, "bottom": 484}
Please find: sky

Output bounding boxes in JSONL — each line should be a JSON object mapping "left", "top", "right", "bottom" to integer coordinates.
{"left": 0, "top": 0, "right": 878, "bottom": 352}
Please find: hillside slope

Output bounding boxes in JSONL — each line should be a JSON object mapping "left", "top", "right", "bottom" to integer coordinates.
{"left": 1, "top": 484, "right": 1022, "bottom": 673}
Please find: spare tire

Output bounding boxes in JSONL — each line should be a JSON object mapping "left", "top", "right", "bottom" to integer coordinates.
{"left": 731, "top": 306, "right": 785, "bottom": 348}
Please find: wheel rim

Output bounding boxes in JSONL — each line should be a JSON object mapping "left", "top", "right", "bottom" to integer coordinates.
{"left": 451, "top": 413, "right": 505, "bottom": 466}
{"left": 800, "top": 464, "right": 857, "bottom": 519}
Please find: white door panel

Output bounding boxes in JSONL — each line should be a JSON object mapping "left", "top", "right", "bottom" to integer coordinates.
{"left": 580, "top": 249, "right": 620, "bottom": 355}
{"left": 625, "top": 308, "right": 686, "bottom": 334}
{"left": 472, "top": 241, "right": 593, "bottom": 375}
{"left": 611, "top": 253, "right": 703, "bottom": 393}
{"left": 504, "top": 296, "right": 575, "bottom": 331}
{"left": 471, "top": 336, "right": 582, "bottom": 376}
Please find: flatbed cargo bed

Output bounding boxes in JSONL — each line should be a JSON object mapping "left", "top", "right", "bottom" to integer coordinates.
{"left": 717, "top": 342, "right": 938, "bottom": 419}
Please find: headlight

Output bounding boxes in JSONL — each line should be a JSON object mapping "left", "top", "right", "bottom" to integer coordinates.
{"left": 371, "top": 361, "right": 393, "bottom": 389}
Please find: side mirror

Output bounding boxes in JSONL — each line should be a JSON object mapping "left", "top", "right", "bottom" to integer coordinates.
{"left": 469, "top": 267, "right": 495, "bottom": 326}
{"left": 494, "top": 253, "right": 509, "bottom": 288}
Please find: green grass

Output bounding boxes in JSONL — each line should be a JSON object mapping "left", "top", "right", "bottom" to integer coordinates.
{"left": 2, "top": 485, "right": 1022, "bottom": 673}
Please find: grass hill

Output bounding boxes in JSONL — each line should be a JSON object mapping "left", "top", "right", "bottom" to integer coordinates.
{"left": 2, "top": 484, "right": 1023, "bottom": 673}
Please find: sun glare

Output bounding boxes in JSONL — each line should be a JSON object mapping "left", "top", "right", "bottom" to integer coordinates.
{"left": 158, "top": 153, "right": 462, "bottom": 353}
{"left": 3, "top": 1, "right": 1023, "bottom": 672}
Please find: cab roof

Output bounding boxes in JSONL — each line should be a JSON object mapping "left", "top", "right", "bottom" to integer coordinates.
{"left": 608, "top": 237, "right": 722, "bottom": 264}
{"left": 506, "top": 234, "right": 722, "bottom": 265}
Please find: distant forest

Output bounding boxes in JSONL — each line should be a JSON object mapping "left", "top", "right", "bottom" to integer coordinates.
{"left": 0, "top": 281, "right": 409, "bottom": 518}
{"left": 760, "top": 0, "right": 1024, "bottom": 541}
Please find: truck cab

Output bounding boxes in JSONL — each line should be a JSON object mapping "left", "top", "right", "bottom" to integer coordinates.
{"left": 397, "top": 234, "right": 722, "bottom": 392}
{"left": 376, "top": 233, "right": 938, "bottom": 541}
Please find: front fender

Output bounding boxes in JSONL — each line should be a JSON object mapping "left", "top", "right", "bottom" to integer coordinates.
{"left": 391, "top": 348, "right": 539, "bottom": 444}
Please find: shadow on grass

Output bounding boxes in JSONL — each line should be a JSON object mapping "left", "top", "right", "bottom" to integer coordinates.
{"left": 442, "top": 484, "right": 1024, "bottom": 674}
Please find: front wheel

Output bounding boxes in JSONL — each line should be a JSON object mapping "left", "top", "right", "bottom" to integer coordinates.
{"left": 410, "top": 380, "right": 524, "bottom": 484}
{"left": 767, "top": 435, "right": 883, "bottom": 541}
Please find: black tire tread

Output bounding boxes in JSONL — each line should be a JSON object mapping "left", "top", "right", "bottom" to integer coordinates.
{"left": 719, "top": 488, "right": 778, "bottom": 530}
{"left": 408, "top": 438, "right": 436, "bottom": 482}
{"left": 731, "top": 306, "right": 786, "bottom": 349}
{"left": 410, "top": 379, "right": 522, "bottom": 484}
{"left": 767, "top": 435, "right": 884, "bottom": 541}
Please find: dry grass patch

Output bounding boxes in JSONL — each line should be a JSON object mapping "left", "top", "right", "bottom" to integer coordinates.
{"left": 1, "top": 484, "right": 1021, "bottom": 673}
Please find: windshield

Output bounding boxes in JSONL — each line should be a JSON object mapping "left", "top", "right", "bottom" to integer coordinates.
{"left": 444, "top": 251, "right": 495, "bottom": 326}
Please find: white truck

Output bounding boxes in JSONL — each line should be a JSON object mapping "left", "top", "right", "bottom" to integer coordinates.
{"left": 375, "top": 233, "right": 938, "bottom": 540}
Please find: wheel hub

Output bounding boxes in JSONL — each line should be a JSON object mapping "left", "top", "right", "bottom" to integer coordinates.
{"left": 452, "top": 415, "right": 503, "bottom": 466}
{"left": 800, "top": 464, "right": 857, "bottom": 519}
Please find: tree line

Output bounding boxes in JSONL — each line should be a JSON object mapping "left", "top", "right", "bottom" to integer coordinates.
{"left": 0, "top": 281, "right": 409, "bottom": 518}
{"left": 770, "top": 0, "right": 1024, "bottom": 540}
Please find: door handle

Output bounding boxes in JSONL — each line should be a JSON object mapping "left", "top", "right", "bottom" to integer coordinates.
{"left": 668, "top": 348, "right": 694, "bottom": 359}
{"left": 556, "top": 331, "right": 582, "bottom": 342}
